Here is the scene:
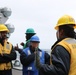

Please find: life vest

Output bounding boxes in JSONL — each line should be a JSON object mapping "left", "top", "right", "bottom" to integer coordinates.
{"left": 54, "top": 38, "right": 76, "bottom": 75}
{"left": 23, "top": 47, "right": 45, "bottom": 75}
{"left": 0, "top": 40, "right": 12, "bottom": 70}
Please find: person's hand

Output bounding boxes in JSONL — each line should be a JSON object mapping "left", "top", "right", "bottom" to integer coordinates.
{"left": 14, "top": 44, "right": 19, "bottom": 51}
{"left": 14, "top": 44, "right": 23, "bottom": 53}
{"left": 20, "top": 42, "right": 24, "bottom": 46}
{"left": 34, "top": 51, "right": 37, "bottom": 54}
{"left": 35, "top": 51, "right": 41, "bottom": 69}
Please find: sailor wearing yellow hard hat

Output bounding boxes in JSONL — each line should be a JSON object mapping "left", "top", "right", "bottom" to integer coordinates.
{"left": 35, "top": 15, "right": 76, "bottom": 75}
{"left": 0, "top": 24, "right": 16, "bottom": 75}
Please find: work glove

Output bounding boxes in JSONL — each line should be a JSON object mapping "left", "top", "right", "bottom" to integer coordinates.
{"left": 34, "top": 48, "right": 41, "bottom": 69}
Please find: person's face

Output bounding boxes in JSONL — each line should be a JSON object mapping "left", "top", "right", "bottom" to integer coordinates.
{"left": 56, "top": 28, "right": 64, "bottom": 40}
{"left": 0, "top": 31, "right": 7, "bottom": 40}
{"left": 31, "top": 42, "right": 39, "bottom": 49}
{"left": 25, "top": 34, "right": 30, "bottom": 40}
{"left": 56, "top": 29, "right": 60, "bottom": 40}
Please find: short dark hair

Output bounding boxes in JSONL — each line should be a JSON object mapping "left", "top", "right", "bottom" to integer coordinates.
{"left": 59, "top": 24, "right": 76, "bottom": 38}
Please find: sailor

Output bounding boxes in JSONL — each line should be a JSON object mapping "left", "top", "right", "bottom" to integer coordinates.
{"left": 35, "top": 15, "right": 76, "bottom": 75}
{"left": 15, "top": 35, "right": 50, "bottom": 75}
{"left": 20, "top": 28, "right": 36, "bottom": 49}
{"left": 0, "top": 24, "right": 16, "bottom": 75}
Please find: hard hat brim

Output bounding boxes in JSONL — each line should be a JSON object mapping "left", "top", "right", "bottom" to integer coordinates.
{"left": 55, "top": 24, "right": 76, "bottom": 30}
{"left": 0, "top": 29, "right": 9, "bottom": 32}
{"left": 25, "top": 33, "right": 36, "bottom": 34}
{"left": 30, "top": 41, "right": 40, "bottom": 43}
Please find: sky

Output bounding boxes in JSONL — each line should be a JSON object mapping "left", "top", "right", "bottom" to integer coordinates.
{"left": 0, "top": 0, "right": 76, "bottom": 50}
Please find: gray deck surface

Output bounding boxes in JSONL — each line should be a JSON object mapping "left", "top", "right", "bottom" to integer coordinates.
{"left": 12, "top": 69, "right": 22, "bottom": 75}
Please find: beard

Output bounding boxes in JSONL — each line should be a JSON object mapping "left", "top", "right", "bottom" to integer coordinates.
{"left": 0, "top": 36, "right": 6, "bottom": 43}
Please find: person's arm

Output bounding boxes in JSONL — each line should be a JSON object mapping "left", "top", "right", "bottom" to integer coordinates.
{"left": 20, "top": 51, "right": 35, "bottom": 67}
{"left": 0, "top": 54, "right": 11, "bottom": 63}
{"left": 0, "top": 46, "right": 16, "bottom": 63}
{"left": 45, "top": 52, "right": 50, "bottom": 65}
{"left": 35, "top": 45, "right": 70, "bottom": 75}
{"left": 2, "top": 46, "right": 17, "bottom": 61}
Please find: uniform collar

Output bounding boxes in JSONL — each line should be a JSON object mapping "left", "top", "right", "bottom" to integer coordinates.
{"left": 51, "top": 36, "right": 68, "bottom": 49}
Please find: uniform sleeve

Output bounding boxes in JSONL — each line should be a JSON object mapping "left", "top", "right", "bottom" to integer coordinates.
{"left": 2, "top": 46, "right": 17, "bottom": 61}
{"left": 45, "top": 52, "right": 50, "bottom": 65}
{"left": 36, "top": 46, "right": 70, "bottom": 75}
{"left": 20, "top": 51, "right": 35, "bottom": 67}
{"left": 23, "top": 43, "right": 26, "bottom": 49}
{"left": 0, "top": 54, "right": 11, "bottom": 63}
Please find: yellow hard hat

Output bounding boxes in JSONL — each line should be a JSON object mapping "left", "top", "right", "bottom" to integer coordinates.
{"left": 55, "top": 15, "right": 76, "bottom": 30}
{"left": 0, "top": 24, "right": 9, "bottom": 32}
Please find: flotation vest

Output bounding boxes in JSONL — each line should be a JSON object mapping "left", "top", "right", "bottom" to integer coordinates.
{"left": 23, "top": 47, "right": 45, "bottom": 75}
{"left": 55, "top": 38, "right": 76, "bottom": 75}
{"left": 0, "top": 40, "right": 12, "bottom": 70}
